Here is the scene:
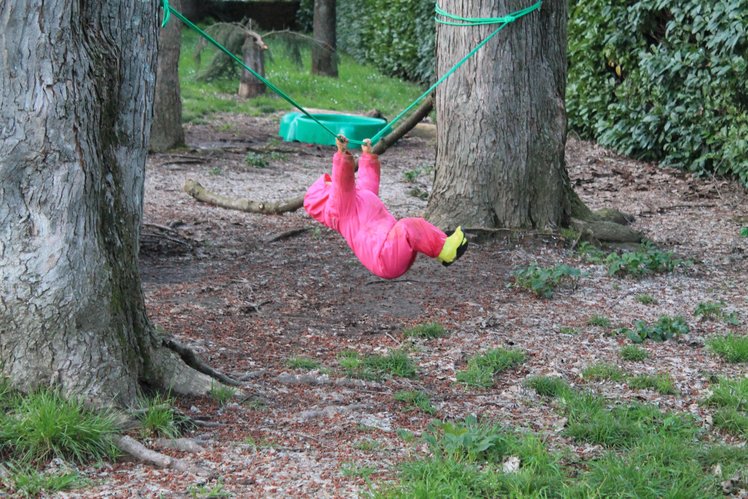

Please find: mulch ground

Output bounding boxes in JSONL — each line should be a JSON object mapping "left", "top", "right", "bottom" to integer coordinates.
{"left": 65, "top": 113, "right": 747, "bottom": 497}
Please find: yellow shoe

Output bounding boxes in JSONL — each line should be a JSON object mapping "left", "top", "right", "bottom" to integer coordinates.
{"left": 438, "top": 226, "right": 468, "bottom": 267}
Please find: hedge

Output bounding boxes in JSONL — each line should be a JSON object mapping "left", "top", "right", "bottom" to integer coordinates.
{"left": 568, "top": 0, "right": 748, "bottom": 185}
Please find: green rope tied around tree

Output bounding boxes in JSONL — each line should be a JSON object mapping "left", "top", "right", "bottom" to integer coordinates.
{"left": 159, "top": 0, "right": 542, "bottom": 146}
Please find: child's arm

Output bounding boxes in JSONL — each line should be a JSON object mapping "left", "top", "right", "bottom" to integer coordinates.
{"left": 357, "top": 139, "right": 380, "bottom": 196}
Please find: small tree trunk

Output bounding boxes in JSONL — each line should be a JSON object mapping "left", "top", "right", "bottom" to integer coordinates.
{"left": 151, "top": 0, "right": 185, "bottom": 152}
{"left": 238, "top": 32, "right": 267, "bottom": 99}
{"left": 311, "top": 0, "right": 337, "bottom": 77}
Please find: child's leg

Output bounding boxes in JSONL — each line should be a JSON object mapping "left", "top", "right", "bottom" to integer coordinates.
{"left": 356, "top": 152, "right": 380, "bottom": 196}
{"left": 375, "top": 218, "right": 447, "bottom": 279}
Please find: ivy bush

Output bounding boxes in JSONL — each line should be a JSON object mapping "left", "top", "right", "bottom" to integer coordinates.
{"left": 568, "top": 0, "right": 748, "bottom": 186}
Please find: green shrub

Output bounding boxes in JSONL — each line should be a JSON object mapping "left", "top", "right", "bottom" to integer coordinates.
{"left": 511, "top": 264, "right": 581, "bottom": 298}
{"left": 393, "top": 390, "right": 436, "bottom": 415}
{"left": 568, "top": 0, "right": 748, "bottom": 186}
{"left": 694, "top": 301, "right": 740, "bottom": 325}
{"left": 623, "top": 315, "right": 689, "bottom": 343}
{"left": 605, "top": 242, "right": 684, "bottom": 278}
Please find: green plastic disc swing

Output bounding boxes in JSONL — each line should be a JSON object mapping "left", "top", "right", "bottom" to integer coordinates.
{"left": 279, "top": 112, "right": 388, "bottom": 148}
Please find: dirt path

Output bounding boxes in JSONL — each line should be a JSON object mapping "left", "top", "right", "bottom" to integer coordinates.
{"left": 75, "top": 114, "right": 746, "bottom": 497}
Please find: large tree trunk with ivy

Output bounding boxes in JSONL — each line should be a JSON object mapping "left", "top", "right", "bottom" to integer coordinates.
{"left": 0, "top": 0, "right": 216, "bottom": 407}
{"left": 427, "top": 0, "right": 639, "bottom": 242}
{"left": 311, "top": 0, "right": 337, "bottom": 77}
{"left": 151, "top": 0, "right": 185, "bottom": 152}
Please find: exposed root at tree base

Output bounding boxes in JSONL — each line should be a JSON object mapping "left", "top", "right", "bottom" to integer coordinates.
{"left": 163, "top": 336, "right": 242, "bottom": 387}
{"left": 114, "top": 435, "right": 212, "bottom": 477}
{"left": 149, "top": 345, "right": 244, "bottom": 398}
{"left": 568, "top": 189, "right": 642, "bottom": 243}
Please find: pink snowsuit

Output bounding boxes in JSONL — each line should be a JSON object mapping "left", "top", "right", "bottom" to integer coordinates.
{"left": 304, "top": 150, "right": 447, "bottom": 279}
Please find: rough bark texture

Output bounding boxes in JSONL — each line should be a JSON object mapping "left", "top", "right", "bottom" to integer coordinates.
{"left": 427, "top": 0, "right": 570, "bottom": 230}
{"left": 0, "top": 0, "right": 212, "bottom": 406}
{"left": 311, "top": 0, "right": 337, "bottom": 77}
{"left": 238, "top": 31, "right": 267, "bottom": 99}
{"left": 151, "top": 0, "right": 185, "bottom": 152}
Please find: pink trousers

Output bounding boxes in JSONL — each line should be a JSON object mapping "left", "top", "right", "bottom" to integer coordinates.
{"left": 304, "top": 150, "right": 447, "bottom": 279}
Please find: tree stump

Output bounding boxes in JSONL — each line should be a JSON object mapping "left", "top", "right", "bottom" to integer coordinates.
{"left": 238, "top": 31, "right": 267, "bottom": 99}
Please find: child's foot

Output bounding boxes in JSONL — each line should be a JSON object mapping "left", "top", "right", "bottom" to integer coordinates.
{"left": 438, "top": 226, "right": 468, "bottom": 267}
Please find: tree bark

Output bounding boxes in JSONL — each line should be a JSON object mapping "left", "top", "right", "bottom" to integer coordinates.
{"left": 311, "top": 0, "right": 337, "bottom": 77}
{"left": 151, "top": 0, "right": 185, "bottom": 152}
{"left": 427, "top": 0, "right": 570, "bottom": 230}
{"left": 0, "top": 0, "right": 214, "bottom": 406}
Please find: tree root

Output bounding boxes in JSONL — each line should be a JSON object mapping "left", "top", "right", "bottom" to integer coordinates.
{"left": 163, "top": 336, "right": 243, "bottom": 387}
{"left": 567, "top": 189, "right": 642, "bottom": 243}
{"left": 152, "top": 437, "right": 206, "bottom": 453}
{"left": 183, "top": 179, "right": 304, "bottom": 214}
{"left": 114, "top": 435, "right": 212, "bottom": 477}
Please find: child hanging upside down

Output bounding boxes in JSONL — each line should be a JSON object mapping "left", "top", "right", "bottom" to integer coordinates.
{"left": 304, "top": 136, "right": 468, "bottom": 279}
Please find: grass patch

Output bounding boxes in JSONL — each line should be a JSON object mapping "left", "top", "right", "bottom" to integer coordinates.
{"left": 2, "top": 463, "right": 88, "bottom": 497}
{"left": 712, "top": 408, "right": 748, "bottom": 437}
{"left": 628, "top": 374, "right": 677, "bottom": 395}
{"left": 0, "top": 389, "right": 118, "bottom": 464}
{"left": 338, "top": 350, "right": 417, "bottom": 380}
{"left": 524, "top": 376, "right": 572, "bottom": 398}
{"left": 694, "top": 300, "right": 740, "bottom": 325}
{"left": 558, "top": 326, "right": 579, "bottom": 335}
{"left": 456, "top": 349, "right": 526, "bottom": 388}
{"left": 402, "top": 322, "right": 446, "bottom": 339}
{"left": 341, "top": 463, "right": 377, "bottom": 479}
{"left": 208, "top": 384, "right": 236, "bottom": 406}
{"left": 136, "top": 393, "right": 184, "bottom": 439}
{"left": 511, "top": 264, "right": 581, "bottom": 299}
{"left": 582, "top": 363, "right": 625, "bottom": 382}
{"left": 620, "top": 344, "right": 649, "bottom": 361}
{"left": 180, "top": 29, "right": 424, "bottom": 123}
{"left": 586, "top": 315, "right": 612, "bottom": 328}
{"left": 286, "top": 356, "right": 322, "bottom": 370}
{"left": 393, "top": 390, "right": 436, "bottom": 415}
{"left": 703, "top": 377, "right": 748, "bottom": 437}
{"left": 635, "top": 293, "right": 657, "bottom": 305}
{"left": 707, "top": 334, "right": 748, "bottom": 363}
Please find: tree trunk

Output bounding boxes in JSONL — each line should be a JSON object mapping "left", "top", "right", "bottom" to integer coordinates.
{"left": 151, "top": 0, "right": 185, "bottom": 152}
{"left": 238, "top": 32, "right": 267, "bottom": 99}
{"left": 0, "top": 0, "right": 213, "bottom": 406}
{"left": 427, "top": 0, "right": 571, "bottom": 230}
{"left": 311, "top": 0, "right": 337, "bottom": 77}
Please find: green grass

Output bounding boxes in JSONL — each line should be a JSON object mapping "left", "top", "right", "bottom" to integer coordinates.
{"left": 0, "top": 389, "right": 118, "bottom": 464}
{"left": 136, "top": 393, "right": 184, "bottom": 439}
{"left": 707, "top": 334, "right": 748, "bottom": 363}
{"left": 341, "top": 463, "right": 377, "bottom": 479}
{"left": 702, "top": 377, "right": 748, "bottom": 437}
{"left": 393, "top": 390, "right": 436, "bottom": 415}
{"left": 524, "top": 376, "right": 572, "bottom": 398}
{"left": 620, "top": 344, "right": 649, "bottom": 361}
{"left": 586, "top": 314, "right": 612, "bottom": 328}
{"left": 628, "top": 374, "right": 678, "bottom": 395}
{"left": 286, "top": 356, "right": 322, "bottom": 370}
{"left": 180, "top": 29, "right": 424, "bottom": 123}
{"left": 208, "top": 384, "right": 236, "bottom": 406}
{"left": 2, "top": 463, "right": 88, "bottom": 497}
{"left": 635, "top": 293, "right": 657, "bottom": 305}
{"left": 337, "top": 350, "right": 417, "bottom": 380}
{"left": 582, "top": 363, "right": 626, "bottom": 382}
{"left": 558, "top": 326, "right": 579, "bottom": 335}
{"left": 456, "top": 349, "right": 526, "bottom": 388}
{"left": 402, "top": 322, "right": 446, "bottom": 339}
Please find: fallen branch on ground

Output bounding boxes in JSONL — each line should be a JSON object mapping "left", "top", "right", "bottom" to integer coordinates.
{"left": 183, "top": 179, "right": 304, "bottom": 214}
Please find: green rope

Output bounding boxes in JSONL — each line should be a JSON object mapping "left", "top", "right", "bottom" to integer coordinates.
{"left": 160, "top": 0, "right": 542, "bottom": 146}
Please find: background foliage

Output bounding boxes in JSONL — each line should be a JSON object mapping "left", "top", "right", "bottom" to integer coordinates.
{"left": 298, "top": 0, "right": 435, "bottom": 84}
{"left": 567, "top": 0, "right": 748, "bottom": 186}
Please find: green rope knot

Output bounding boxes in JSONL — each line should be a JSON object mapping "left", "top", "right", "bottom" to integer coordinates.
{"left": 435, "top": 1, "right": 541, "bottom": 27}
{"left": 161, "top": 0, "right": 171, "bottom": 28}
